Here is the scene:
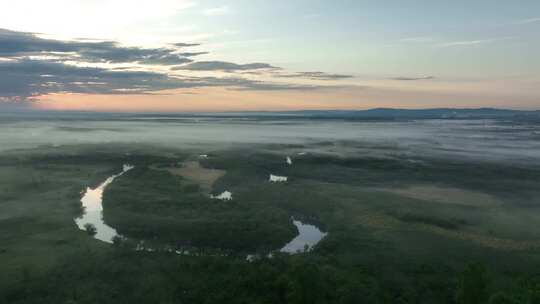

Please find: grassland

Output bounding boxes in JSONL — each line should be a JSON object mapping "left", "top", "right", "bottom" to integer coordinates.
{"left": 102, "top": 165, "right": 296, "bottom": 253}
{"left": 2, "top": 142, "right": 540, "bottom": 303}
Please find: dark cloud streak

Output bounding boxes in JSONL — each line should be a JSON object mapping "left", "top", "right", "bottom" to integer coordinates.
{"left": 0, "top": 59, "right": 323, "bottom": 101}
{"left": 178, "top": 52, "right": 209, "bottom": 57}
{"left": 275, "top": 71, "right": 353, "bottom": 80}
{"left": 173, "top": 42, "right": 201, "bottom": 47}
{"left": 0, "top": 28, "right": 193, "bottom": 65}
{"left": 391, "top": 76, "right": 435, "bottom": 81}
{"left": 0, "top": 29, "right": 341, "bottom": 102}
{"left": 173, "top": 61, "right": 278, "bottom": 71}
{"left": 0, "top": 59, "right": 197, "bottom": 100}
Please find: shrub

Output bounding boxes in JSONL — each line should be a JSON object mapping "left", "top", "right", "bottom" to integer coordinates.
{"left": 84, "top": 223, "right": 97, "bottom": 236}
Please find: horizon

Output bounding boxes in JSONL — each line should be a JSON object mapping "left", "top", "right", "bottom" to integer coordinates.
{"left": 1, "top": 1, "right": 540, "bottom": 111}
{"left": 2, "top": 106, "right": 539, "bottom": 116}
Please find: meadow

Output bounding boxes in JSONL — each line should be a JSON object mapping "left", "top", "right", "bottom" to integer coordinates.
{"left": 1, "top": 116, "right": 540, "bottom": 303}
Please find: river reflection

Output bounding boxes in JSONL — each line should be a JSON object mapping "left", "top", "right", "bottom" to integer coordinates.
{"left": 280, "top": 219, "right": 327, "bottom": 253}
{"left": 74, "top": 164, "right": 134, "bottom": 243}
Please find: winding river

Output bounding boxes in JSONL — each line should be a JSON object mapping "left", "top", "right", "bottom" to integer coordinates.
{"left": 74, "top": 164, "right": 134, "bottom": 243}
{"left": 75, "top": 164, "right": 327, "bottom": 253}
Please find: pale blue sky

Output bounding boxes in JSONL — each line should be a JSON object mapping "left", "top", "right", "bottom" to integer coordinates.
{"left": 184, "top": 0, "right": 540, "bottom": 77}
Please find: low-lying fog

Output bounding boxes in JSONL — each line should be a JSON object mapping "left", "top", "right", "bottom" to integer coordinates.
{"left": 1, "top": 113, "right": 539, "bottom": 164}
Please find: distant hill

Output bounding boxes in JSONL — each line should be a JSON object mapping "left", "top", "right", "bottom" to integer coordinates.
{"left": 260, "top": 108, "right": 540, "bottom": 120}
{"left": 2, "top": 108, "right": 539, "bottom": 121}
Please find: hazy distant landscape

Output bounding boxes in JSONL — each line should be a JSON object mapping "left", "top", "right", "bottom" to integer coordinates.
{"left": 2, "top": 109, "right": 540, "bottom": 162}
{"left": 2, "top": 1, "right": 540, "bottom": 302}
{"left": 2, "top": 110, "right": 540, "bottom": 303}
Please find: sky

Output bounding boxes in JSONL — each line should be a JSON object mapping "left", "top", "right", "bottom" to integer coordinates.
{"left": 0, "top": 0, "right": 539, "bottom": 112}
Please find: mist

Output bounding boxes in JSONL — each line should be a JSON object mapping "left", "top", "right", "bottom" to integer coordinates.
{"left": 2, "top": 112, "right": 539, "bottom": 165}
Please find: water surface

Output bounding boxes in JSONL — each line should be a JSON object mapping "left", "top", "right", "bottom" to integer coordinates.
{"left": 75, "top": 164, "right": 134, "bottom": 243}
{"left": 269, "top": 174, "right": 288, "bottom": 182}
{"left": 280, "top": 219, "right": 327, "bottom": 253}
{"left": 211, "top": 190, "right": 233, "bottom": 201}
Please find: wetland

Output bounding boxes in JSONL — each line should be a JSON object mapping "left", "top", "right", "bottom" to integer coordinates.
{"left": 2, "top": 113, "right": 540, "bottom": 303}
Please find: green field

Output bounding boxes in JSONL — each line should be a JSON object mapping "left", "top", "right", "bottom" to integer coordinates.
{"left": 2, "top": 142, "right": 540, "bottom": 303}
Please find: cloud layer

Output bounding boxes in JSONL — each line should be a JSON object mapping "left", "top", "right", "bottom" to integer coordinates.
{"left": 0, "top": 28, "right": 193, "bottom": 65}
{"left": 0, "top": 28, "right": 342, "bottom": 102}
{"left": 391, "top": 76, "right": 435, "bottom": 81}
{"left": 174, "top": 61, "right": 277, "bottom": 71}
{"left": 275, "top": 71, "right": 353, "bottom": 80}
{"left": 0, "top": 59, "right": 196, "bottom": 100}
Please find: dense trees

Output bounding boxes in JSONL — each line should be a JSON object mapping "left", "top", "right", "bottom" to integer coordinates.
{"left": 456, "top": 263, "right": 488, "bottom": 304}
{"left": 4, "top": 147, "right": 540, "bottom": 303}
{"left": 4, "top": 248, "right": 540, "bottom": 304}
{"left": 102, "top": 167, "right": 296, "bottom": 253}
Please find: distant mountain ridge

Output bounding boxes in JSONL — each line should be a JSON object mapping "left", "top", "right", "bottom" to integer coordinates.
{"left": 272, "top": 108, "right": 540, "bottom": 119}
{"left": 1, "top": 108, "right": 539, "bottom": 121}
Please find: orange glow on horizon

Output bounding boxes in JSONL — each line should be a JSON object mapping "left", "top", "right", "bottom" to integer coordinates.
{"left": 32, "top": 87, "right": 375, "bottom": 112}
{"left": 32, "top": 84, "right": 539, "bottom": 112}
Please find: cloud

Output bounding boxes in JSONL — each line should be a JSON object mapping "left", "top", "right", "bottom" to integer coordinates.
{"left": 0, "top": 29, "right": 338, "bottom": 102}
{"left": 0, "top": 59, "right": 321, "bottom": 101}
{"left": 391, "top": 76, "right": 435, "bottom": 81}
{"left": 514, "top": 17, "right": 540, "bottom": 25}
{"left": 0, "top": 28, "right": 193, "bottom": 65}
{"left": 173, "top": 42, "right": 201, "bottom": 47}
{"left": 197, "top": 77, "right": 321, "bottom": 91}
{"left": 275, "top": 71, "right": 353, "bottom": 80}
{"left": 0, "top": 59, "right": 199, "bottom": 100}
{"left": 178, "top": 52, "right": 209, "bottom": 57}
{"left": 202, "top": 6, "right": 232, "bottom": 16}
{"left": 173, "top": 61, "right": 278, "bottom": 71}
{"left": 437, "top": 37, "right": 512, "bottom": 47}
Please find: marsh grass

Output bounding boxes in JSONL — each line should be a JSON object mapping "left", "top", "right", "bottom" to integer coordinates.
{"left": 3, "top": 143, "right": 540, "bottom": 303}
{"left": 102, "top": 166, "right": 296, "bottom": 253}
